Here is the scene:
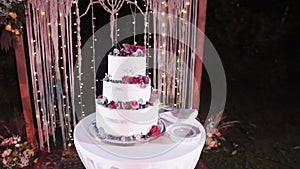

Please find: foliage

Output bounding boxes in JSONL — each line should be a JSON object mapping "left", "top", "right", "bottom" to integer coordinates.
{"left": 0, "top": 135, "right": 38, "bottom": 169}
{"left": 204, "top": 116, "right": 239, "bottom": 151}
{"left": 0, "top": 0, "right": 26, "bottom": 35}
{"left": 0, "top": 119, "right": 36, "bottom": 169}
{"left": 0, "top": 0, "right": 26, "bottom": 51}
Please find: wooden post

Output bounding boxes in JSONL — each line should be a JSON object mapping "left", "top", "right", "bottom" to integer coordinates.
{"left": 14, "top": 35, "right": 38, "bottom": 149}
{"left": 193, "top": 0, "right": 207, "bottom": 110}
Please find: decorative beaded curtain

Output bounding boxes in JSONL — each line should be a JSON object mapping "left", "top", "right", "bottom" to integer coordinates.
{"left": 149, "top": 0, "right": 198, "bottom": 108}
{"left": 76, "top": 0, "right": 199, "bottom": 116}
{"left": 76, "top": 0, "right": 149, "bottom": 119}
{"left": 25, "top": 0, "right": 199, "bottom": 151}
{"left": 26, "top": 0, "right": 76, "bottom": 151}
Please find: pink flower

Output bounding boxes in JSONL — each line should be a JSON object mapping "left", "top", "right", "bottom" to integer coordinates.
{"left": 97, "top": 95, "right": 103, "bottom": 99}
{"left": 1, "top": 149, "right": 12, "bottom": 158}
{"left": 131, "top": 101, "right": 139, "bottom": 109}
{"left": 122, "top": 43, "right": 130, "bottom": 50}
{"left": 0, "top": 137, "right": 13, "bottom": 146}
{"left": 122, "top": 76, "right": 129, "bottom": 83}
{"left": 2, "top": 158, "right": 8, "bottom": 165}
{"left": 205, "top": 137, "right": 213, "bottom": 144}
{"left": 213, "top": 128, "right": 222, "bottom": 137}
{"left": 135, "top": 45, "right": 146, "bottom": 53}
{"left": 131, "top": 77, "right": 139, "bottom": 84}
{"left": 209, "top": 140, "right": 218, "bottom": 148}
{"left": 122, "top": 43, "right": 146, "bottom": 55}
{"left": 205, "top": 137, "right": 219, "bottom": 150}
{"left": 129, "top": 45, "right": 137, "bottom": 54}
{"left": 109, "top": 101, "right": 117, "bottom": 109}
{"left": 149, "top": 97, "right": 156, "bottom": 103}
{"left": 150, "top": 125, "right": 161, "bottom": 136}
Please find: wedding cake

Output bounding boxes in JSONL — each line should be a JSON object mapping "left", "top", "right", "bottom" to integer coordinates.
{"left": 95, "top": 44, "right": 160, "bottom": 140}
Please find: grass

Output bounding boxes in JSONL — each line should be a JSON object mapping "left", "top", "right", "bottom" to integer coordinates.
{"left": 199, "top": 79, "right": 300, "bottom": 169}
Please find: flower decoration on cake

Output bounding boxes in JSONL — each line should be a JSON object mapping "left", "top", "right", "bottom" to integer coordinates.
{"left": 95, "top": 124, "right": 163, "bottom": 142}
{"left": 97, "top": 95, "right": 108, "bottom": 105}
{"left": 150, "top": 125, "right": 161, "bottom": 137}
{"left": 96, "top": 95, "right": 156, "bottom": 110}
{"left": 134, "top": 134, "right": 142, "bottom": 141}
{"left": 130, "top": 76, "right": 140, "bottom": 84}
{"left": 130, "top": 101, "right": 139, "bottom": 109}
{"left": 103, "top": 74, "right": 149, "bottom": 88}
{"left": 111, "top": 43, "right": 145, "bottom": 56}
{"left": 108, "top": 101, "right": 117, "bottom": 109}
{"left": 113, "top": 48, "right": 120, "bottom": 55}
{"left": 122, "top": 75, "right": 150, "bottom": 88}
{"left": 149, "top": 97, "right": 156, "bottom": 104}
{"left": 121, "top": 76, "right": 130, "bottom": 83}
{"left": 103, "top": 73, "right": 111, "bottom": 81}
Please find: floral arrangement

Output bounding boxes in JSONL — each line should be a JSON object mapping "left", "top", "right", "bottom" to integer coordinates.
{"left": 111, "top": 43, "right": 146, "bottom": 56}
{"left": 205, "top": 128, "right": 224, "bottom": 150}
{"left": 204, "top": 117, "right": 239, "bottom": 151}
{"left": 97, "top": 124, "right": 162, "bottom": 142}
{"left": 103, "top": 74, "right": 150, "bottom": 88}
{"left": 96, "top": 95, "right": 156, "bottom": 110}
{"left": 0, "top": 135, "right": 38, "bottom": 169}
{"left": 0, "top": 0, "right": 26, "bottom": 35}
{"left": 122, "top": 75, "right": 149, "bottom": 88}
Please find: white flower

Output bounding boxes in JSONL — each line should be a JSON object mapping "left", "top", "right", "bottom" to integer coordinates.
{"left": 19, "top": 155, "right": 29, "bottom": 168}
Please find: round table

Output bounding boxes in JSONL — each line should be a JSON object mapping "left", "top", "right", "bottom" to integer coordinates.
{"left": 74, "top": 112, "right": 206, "bottom": 169}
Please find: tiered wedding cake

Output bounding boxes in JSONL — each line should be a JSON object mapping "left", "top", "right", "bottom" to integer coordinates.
{"left": 95, "top": 44, "right": 160, "bottom": 140}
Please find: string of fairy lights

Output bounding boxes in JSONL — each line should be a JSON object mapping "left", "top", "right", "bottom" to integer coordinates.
{"left": 77, "top": 0, "right": 150, "bottom": 120}
{"left": 149, "top": 0, "right": 196, "bottom": 108}
{"left": 25, "top": 0, "right": 197, "bottom": 151}
{"left": 26, "top": 0, "right": 77, "bottom": 151}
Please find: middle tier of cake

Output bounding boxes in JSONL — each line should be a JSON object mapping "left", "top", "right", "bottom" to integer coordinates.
{"left": 102, "top": 81, "right": 151, "bottom": 104}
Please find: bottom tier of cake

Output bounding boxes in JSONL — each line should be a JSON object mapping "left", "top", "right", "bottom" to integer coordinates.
{"left": 96, "top": 104, "right": 159, "bottom": 136}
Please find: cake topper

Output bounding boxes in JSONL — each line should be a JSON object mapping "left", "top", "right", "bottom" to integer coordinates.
{"left": 112, "top": 43, "right": 145, "bottom": 56}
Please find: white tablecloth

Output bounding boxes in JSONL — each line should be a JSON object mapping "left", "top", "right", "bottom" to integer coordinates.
{"left": 74, "top": 112, "right": 206, "bottom": 169}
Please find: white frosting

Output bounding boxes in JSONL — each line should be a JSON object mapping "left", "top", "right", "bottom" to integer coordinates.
{"left": 108, "top": 55, "right": 146, "bottom": 80}
{"left": 96, "top": 54, "right": 158, "bottom": 136}
{"left": 96, "top": 103, "right": 159, "bottom": 136}
{"left": 103, "top": 81, "right": 151, "bottom": 103}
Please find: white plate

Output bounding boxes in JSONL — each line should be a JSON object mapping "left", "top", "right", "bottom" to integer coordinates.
{"left": 167, "top": 123, "right": 201, "bottom": 142}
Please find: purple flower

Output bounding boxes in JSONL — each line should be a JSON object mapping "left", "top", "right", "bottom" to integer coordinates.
{"left": 142, "top": 76, "right": 149, "bottom": 84}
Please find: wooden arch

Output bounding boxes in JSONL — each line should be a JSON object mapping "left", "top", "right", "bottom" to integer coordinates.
{"left": 14, "top": 0, "right": 207, "bottom": 149}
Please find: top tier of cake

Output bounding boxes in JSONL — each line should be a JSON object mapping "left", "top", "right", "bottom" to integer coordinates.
{"left": 108, "top": 55, "right": 146, "bottom": 80}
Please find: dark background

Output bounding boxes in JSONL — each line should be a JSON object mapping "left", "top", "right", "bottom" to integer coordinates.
{"left": 198, "top": 0, "right": 300, "bottom": 168}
